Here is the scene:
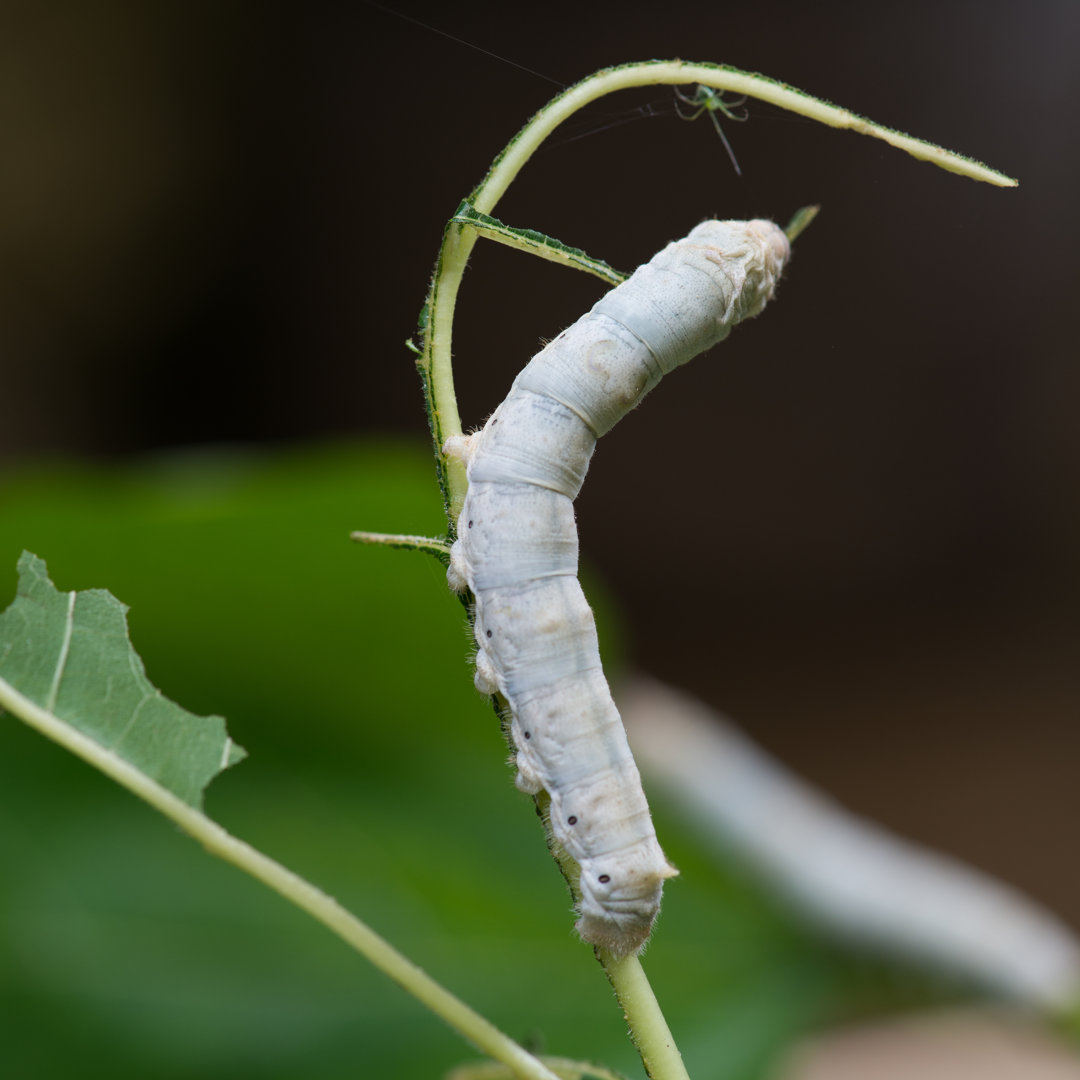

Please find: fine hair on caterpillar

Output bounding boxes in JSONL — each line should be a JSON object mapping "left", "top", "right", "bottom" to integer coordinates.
{"left": 445, "top": 218, "right": 790, "bottom": 954}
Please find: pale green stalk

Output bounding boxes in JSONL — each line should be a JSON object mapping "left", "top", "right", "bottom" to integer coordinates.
{"left": 350, "top": 529, "right": 452, "bottom": 560}
{"left": 449, "top": 206, "right": 628, "bottom": 285}
{"left": 0, "top": 675, "right": 561, "bottom": 1080}
{"left": 418, "top": 59, "right": 1016, "bottom": 520}
{"left": 600, "top": 951, "right": 691, "bottom": 1080}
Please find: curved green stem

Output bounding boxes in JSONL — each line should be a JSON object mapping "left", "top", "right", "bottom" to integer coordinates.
{"left": 417, "top": 58, "right": 1016, "bottom": 523}
{"left": 475, "top": 60, "right": 1016, "bottom": 215}
{"left": 0, "top": 676, "right": 561, "bottom": 1080}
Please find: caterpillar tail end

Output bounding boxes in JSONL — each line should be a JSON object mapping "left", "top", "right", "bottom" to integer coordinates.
{"left": 575, "top": 861, "right": 680, "bottom": 956}
{"left": 576, "top": 909, "right": 657, "bottom": 957}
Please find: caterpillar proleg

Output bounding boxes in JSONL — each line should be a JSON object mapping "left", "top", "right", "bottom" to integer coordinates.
{"left": 446, "top": 219, "right": 790, "bottom": 954}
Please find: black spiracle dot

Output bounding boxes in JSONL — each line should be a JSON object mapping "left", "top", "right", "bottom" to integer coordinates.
{"left": 598, "top": 874, "right": 611, "bottom": 884}
{"left": 468, "top": 520, "right": 473, "bottom": 528}
{"left": 485, "top": 629, "right": 492, "bottom": 638}
{"left": 567, "top": 815, "right": 577, "bottom": 825}
{"left": 523, "top": 730, "right": 531, "bottom": 739}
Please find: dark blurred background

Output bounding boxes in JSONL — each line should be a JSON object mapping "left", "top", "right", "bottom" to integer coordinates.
{"left": 2, "top": 0, "right": 1077, "bottom": 932}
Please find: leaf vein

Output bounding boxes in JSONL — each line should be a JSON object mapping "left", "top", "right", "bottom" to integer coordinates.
{"left": 110, "top": 688, "right": 156, "bottom": 750}
{"left": 45, "top": 590, "right": 76, "bottom": 714}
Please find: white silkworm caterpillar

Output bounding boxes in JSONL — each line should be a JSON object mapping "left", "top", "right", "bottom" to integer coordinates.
{"left": 621, "top": 676, "right": 1080, "bottom": 1009}
{"left": 443, "top": 219, "right": 790, "bottom": 954}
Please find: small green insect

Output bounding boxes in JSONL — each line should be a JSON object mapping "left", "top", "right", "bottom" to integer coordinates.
{"left": 674, "top": 84, "right": 749, "bottom": 176}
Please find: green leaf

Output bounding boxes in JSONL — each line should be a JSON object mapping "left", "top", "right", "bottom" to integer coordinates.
{"left": 0, "top": 551, "right": 245, "bottom": 808}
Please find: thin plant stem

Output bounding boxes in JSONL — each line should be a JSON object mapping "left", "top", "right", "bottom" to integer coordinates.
{"left": 0, "top": 675, "right": 562, "bottom": 1080}
{"left": 599, "top": 951, "right": 691, "bottom": 1080}
{"left": 418, "top": 59, "right": 1016, "bottom": 520}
